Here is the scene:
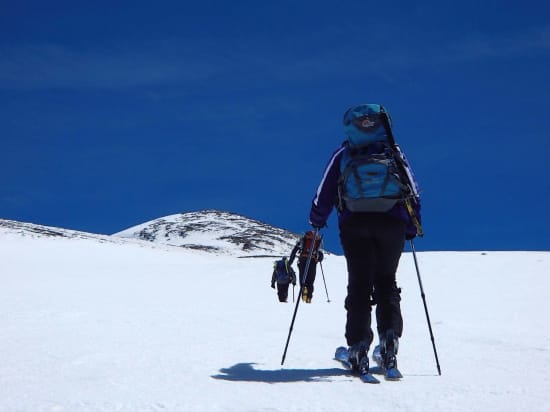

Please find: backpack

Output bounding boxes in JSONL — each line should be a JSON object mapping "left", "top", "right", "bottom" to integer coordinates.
{"left": 273, "top": 258, "right": 296, "bottom": 286}
{"left": 300, "top": 231, "right": 322, "bottom": 259}
{"left": 338, "top": 104, "right": 410, "bottom": 213}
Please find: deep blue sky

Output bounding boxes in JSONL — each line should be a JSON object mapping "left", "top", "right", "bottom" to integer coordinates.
{"left": 2, "top": 1, "right": 549, "bottom": 253}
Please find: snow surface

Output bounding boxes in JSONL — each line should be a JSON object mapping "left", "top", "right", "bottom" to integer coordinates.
{"left": 1, "top": 221, "right": 549, "bottom": 411}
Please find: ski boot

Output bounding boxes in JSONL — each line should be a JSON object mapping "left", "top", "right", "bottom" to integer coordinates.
{"left": 348, "top": 341, "right": 370, "bottom": 375}
{"left": 301, "top": 286, "right": 312, "bottom": 303}
{"left": 373, "top": 329, "right": 402, "bottom": 380}
{"left": 372, "top": 343, "right": 384, "bottom": 367}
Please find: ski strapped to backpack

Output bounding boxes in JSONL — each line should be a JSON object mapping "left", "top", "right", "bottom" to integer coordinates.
{"left": 378, "top": 107, "right": 424, "bottom": 237}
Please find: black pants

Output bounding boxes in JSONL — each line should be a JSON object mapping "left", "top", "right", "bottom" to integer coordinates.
{"left": 297, "top": 258, "right": 317, "bottom": 296}
{"left": 339, "top": 213, "right": 405, "bottom": 347}
{"left": 276, "top": 282, "right": 290, "bottom": 302}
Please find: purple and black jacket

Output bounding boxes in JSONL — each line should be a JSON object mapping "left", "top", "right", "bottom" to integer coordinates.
{"left": 308, "top": 142, "right": 422, "bottom": 240}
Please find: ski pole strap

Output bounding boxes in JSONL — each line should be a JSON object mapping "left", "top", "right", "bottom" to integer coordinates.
{"left": 405, "top": 198, "right": 424, "bottom": 237}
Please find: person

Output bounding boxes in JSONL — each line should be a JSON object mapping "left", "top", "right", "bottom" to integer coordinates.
{"left": 271, "top": 257, "right": 296, "bottom": 302}
{"left": 308, "top": 104, "right": 421, "bottom": 374}
{"left": 288, "top": 231, "right": 324, "bottom": 303}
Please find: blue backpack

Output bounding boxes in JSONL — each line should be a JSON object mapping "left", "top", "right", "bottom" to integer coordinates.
{"left": 338, "top": 104, "right": 409, "bottom": 213}
{"left": 274, "top": 258, "right": 296, "bottom": 286}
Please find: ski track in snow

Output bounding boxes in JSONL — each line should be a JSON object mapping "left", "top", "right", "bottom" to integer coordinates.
{"left": 0, "top": 220, "right": 549, "bottom": 412}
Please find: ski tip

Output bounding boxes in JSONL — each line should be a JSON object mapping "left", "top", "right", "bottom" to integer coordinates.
{"left": 360, "top": 374, "right": 380, "bottom": 384}
{"left": 385, "top": 368, "right": 403, "bottom": 380}
{"left": 335, "top": 346, "right": 348, "bottom": 358}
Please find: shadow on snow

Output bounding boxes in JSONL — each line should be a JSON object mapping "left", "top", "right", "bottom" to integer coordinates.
{"left": 211, "top": 362, "right": 349, "bottom": 383}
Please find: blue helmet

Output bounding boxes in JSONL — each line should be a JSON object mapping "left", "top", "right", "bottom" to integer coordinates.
{"left": 342, "top": 104, "right": 392, "bottom": 147}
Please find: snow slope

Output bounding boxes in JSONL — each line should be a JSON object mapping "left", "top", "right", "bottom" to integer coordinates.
{"left": 1, "top": 218, "right": 549, "bottom": 411}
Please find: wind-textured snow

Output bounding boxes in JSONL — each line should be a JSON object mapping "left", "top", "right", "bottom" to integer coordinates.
{"left": 1, "top": 214, "right": 549, "bottom": 412}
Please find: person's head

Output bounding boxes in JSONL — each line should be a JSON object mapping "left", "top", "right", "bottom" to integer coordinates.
{"left": 342, "top": 104, "right": 391, "bottom": 147}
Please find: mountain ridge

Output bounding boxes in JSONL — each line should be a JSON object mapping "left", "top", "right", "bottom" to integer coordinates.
{"left": 114, "top": 209, "right": 301, "bottom": 256}
{"left": 0, "top": 210, "right": 304, "bottom": 257}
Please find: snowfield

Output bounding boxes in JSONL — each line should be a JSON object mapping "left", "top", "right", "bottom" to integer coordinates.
{"left": 0, "top": 220, "right": 549, "bottom": 411}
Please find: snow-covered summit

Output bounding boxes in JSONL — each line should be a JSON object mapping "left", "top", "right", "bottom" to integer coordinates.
{"left": 114, "top": 209, "right": 301, "bottom": 256}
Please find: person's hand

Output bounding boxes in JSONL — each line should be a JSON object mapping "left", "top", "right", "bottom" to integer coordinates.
{"left": 309, "top": 221, "right": 325, "bottom": 230}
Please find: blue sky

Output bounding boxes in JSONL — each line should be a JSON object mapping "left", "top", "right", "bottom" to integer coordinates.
{"left": 1, "top": 0, "right": 549, "bottom": 253}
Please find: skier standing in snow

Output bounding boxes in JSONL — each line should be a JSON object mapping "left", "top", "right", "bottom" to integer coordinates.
{"left": 271, "top": 257, "right": 296, "bottom": 302}
{"left": 309, "top": 104, "right": 422, "bottom": 376}
{"left": 288, "top": 230, "right": 324, "bottom": 303}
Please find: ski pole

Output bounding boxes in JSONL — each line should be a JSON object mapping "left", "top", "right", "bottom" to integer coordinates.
{"left": 281, "top": 227, "right": 319, "bottom": 365}
{"left": 410, "top": 239, "right": 441, "bottom": 375}
{"left": 318, "top": 261, "right": 331, "bottom": 303}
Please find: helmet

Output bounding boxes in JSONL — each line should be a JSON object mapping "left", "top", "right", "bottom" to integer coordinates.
{"left": 342, "top": 104, "right": 392, "bottom": 146}
{"left": 343, "top": 103, "right": 391, "bottom": 128}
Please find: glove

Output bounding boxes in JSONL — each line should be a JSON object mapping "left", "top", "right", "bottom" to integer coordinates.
{"left": 310, "top": 222, "right": 325, "bottom": 230}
